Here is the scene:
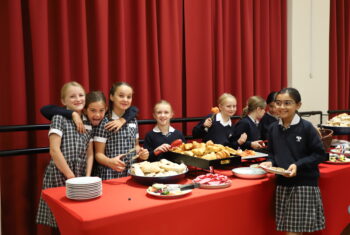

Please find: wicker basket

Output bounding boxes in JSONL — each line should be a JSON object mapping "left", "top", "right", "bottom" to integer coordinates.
{"left": 317, "top": 128, "right": 333, "bottom": 150}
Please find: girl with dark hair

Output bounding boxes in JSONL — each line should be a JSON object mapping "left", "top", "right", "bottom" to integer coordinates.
{"left": 232, "top": 96, "right": 266, "bottom": 150}
{"left": 260, "top": 87, "right": 326, "bottom": 234}
{"left": 260, "top": 91, "right": 278, "bottom": 140}
{"left": 94, "top": 82, "right": 149, "bottom": 180}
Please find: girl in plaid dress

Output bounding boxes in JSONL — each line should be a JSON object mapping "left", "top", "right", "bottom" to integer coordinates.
{"left": 36, "top": 84, "right": 107, "bottom": 228}
{"left": 260, "top": 88, "right": 326, "bottom": 234}
{"left": 94, "top": 82, "right": 149, "bottom": 180}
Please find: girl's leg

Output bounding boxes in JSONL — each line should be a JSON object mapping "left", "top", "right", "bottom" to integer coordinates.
{"left": 286, "top": 232, "right": 302, "bottom": 235}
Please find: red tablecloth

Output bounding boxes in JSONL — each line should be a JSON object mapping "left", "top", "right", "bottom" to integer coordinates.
{"left": 42, "top": 164, "right": 350, "bottom": 235}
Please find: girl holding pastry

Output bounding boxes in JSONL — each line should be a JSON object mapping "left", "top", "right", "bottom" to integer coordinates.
{"left": 232, "top": 95, "right": 266, "bottom": 150}
{"left": 36, "top": 83, "right": 107, "bottom": 228}
{"left": 192, "top": 93, "right": 246, "bottom": 148}
{"left": 94, "top": 82, "right": 149, "bottom": 180}
{"left": 143, "top": 100, "right": 186, "bottom": 162}
{"left": 260, "top": 88, "right": 326, "bottom": 234}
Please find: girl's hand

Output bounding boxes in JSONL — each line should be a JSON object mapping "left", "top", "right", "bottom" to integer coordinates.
{"left": 109, "top": 155, "right": 126, "bottom": 172}
{"left": 72, "top": 112, "right": 86, "bottom": 133}
{"left": 238, "top": 133, "right": 247, "bottom": 145}
{"left": 66, "top": 173, "right": 76, "bottom": 179}
{"left": 154, "top": 144, "right": 171, "bottom": 155}
{"left": 285, "top": 164, "right": 297, "bottom": 177}
{"left": 105, "top": 118, "right": 126, "bottom": 132}
{"left": 259, "top": 161, "right": 272, "bottom": 168}
{"left": 137, "top": 147, "right": 149, "bottom": 160}
{"left": 203, "top": 118, "right": 213, "bottom": 128}
{"left": 251, "top": 140, "right": 264, "bottom": 149}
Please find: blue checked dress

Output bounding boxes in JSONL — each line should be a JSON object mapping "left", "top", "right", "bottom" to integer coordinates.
{"left": 36, "top": 115, "right": 93, "bottom": 227}
{"left": 94, "top": 113, "right": 139, "bottom": 180}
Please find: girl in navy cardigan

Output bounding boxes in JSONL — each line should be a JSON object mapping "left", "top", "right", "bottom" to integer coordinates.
{"left": 260, "top": 91, "right": 278, "bottom": 141}
{"left": 192, "top": 93, "right": 246, "bottom": 148}
{"left": 143, "top": 100, "right": 186, "bottom": 162}
{"left": 232, "top": 96, "right": 266, "bottom": 150}
{"left": 260, "top": 88, "right": 326, "bottom": 234}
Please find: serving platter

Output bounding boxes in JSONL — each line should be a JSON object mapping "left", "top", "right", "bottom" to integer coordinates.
{"left": 129, "top": 169, "right": 187, "bottom": 185}
{"left": 163, "top": 152, "right": 241, "bottom": 169}
{"left": 260, "top": 166, "right": 291, "bottom": 175}
{"left": 241, "top": 151, "right": 268, "bottom": 160}
{"left": 232, "top": 167, "right": 267, "bottom": 179}
{"left": 146, "top": 185, "right": 192, "bottom": 199}
{"left": 321, "top": 125, "right": 350, "bottom": 135}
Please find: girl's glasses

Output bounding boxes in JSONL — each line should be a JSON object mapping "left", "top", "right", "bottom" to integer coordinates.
{"left": 275, "top": 100, "right": 295, "bottom": 107}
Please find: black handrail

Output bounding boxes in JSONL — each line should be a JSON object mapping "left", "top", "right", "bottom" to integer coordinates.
{"left": 0, "top": 112, "right": 323, "bottom": 157}
{"left": 327, "top": 110, "right": 350, "bottom": 114}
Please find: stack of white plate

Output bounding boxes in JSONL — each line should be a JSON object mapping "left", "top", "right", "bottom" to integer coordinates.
{"left": 66, "top": 177, "right": 102, "bottom": 200}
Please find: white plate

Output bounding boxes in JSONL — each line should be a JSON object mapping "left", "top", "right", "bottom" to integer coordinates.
{"left": 67, "top": 192, "right": 102, "bottom": 200}
{"left": 260, "top": 166, "right": 291, "bottom": 175}
{"left": 232, "top": 167, "right": 267, "bottom": 179}
{"left": 241, "top": 151, "right": 268, "bottom": 160}
{"left": 66, "top": 177, "right": 101, "bottom": 185}
{"left": 197, "top": 181, "right": 231, "bottom": 189}
{"left": 146, "top": 186, "right": 192, "bottom": 199}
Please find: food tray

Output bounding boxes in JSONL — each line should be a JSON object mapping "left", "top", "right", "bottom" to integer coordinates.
{"left": 162, "top": 152, "right": 241, "bottom": 170}
{"left": 241, "top": 151, "right": 268, "bottom": 160}
{"left": 232, "top": 167, "right": 267, "bottom": 179}
{"left": 321, "top": 125, "right": 350, "bottom": 135}
{"left": 129, "top": 170, "right": 187, "bottom": 186}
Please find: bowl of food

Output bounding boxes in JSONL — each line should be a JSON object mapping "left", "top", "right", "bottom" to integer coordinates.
{"left": 129, "top": 159, "right": 188, "bottom": 185}
{"left": 232, "top": 167, "right": 267, "bottom": 179}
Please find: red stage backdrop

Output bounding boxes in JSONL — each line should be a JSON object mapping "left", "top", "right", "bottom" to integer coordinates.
{"left": 329, "top": 0, "right": 350, "bottom": 110}
{"left": 0, "top": 0, "right": 287, "bottom": 234}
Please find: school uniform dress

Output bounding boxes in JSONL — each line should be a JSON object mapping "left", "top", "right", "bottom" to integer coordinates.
{"left": 94, "top": 112, "right": 138, "bottom": 180}
{"left": 192, "top": 113, "right": 234, "bottom": 146}
{"left": 36, "top": 115, "right": 94, "bottom": 227}
{"left": 259, "top": 112, "right": 278, "bottom": 141}
{"left": 232, "top": 115, "right": 261, "bottom": 150}
{"left": 268, "top": 115, "right": 326, "bottom": 232}
{"left": 143, "top": 126, "right": 186, "bottom": 162}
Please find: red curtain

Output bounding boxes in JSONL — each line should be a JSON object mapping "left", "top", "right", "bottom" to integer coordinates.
{"left": 329, "top": 0, "right": 350, "bottom": 110}
{"left": 0, "top": 0, "right": 286, "bottom": 234}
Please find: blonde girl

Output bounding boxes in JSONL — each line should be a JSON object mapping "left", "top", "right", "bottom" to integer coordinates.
{"left": 143, "top": 100, "right": 186, "bottom": 161}
{"left": 233, "top": 95, "right": 266, "bottom": 150}
{"left": 192, "top": 93, "right": 246, "bottom": 147}
{"left": 37, "top": 83, "right": 106, "bottom": 227}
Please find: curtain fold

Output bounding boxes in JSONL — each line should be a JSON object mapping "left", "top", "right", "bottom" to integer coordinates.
{"left": 0, "top": 1, "right": 286, "bottom": 234}
{"left": 329, "top": 0, "right": 350, "bottom": 110}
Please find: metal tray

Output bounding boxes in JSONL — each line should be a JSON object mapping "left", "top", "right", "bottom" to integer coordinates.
{"left": 129, "top": 169, "right": 187, "bottom": 186}
{"left": 321, "top": 125, "right": 350, "bottom": 135}
{"left": 162, "top": 152, "right": 241, "bottom": 170}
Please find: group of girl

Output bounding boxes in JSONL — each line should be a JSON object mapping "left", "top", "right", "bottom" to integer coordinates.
{"left": 37, "top": 82, "right": 327, "bottom": 235}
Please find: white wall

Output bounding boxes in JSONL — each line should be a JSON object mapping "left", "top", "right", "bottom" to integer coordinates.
{"left": 287, "top": 0, "right": 330, "bottom": 125}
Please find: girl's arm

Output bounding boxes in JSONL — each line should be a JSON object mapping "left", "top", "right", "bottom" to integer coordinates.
{"left": 41, "top": 105, "right": 85, "bottom": 133}
{"left": 233, "top": 121, "right": 251, "bottom": 149}
{"left": 192, "top": 114, "right": 211, "bottom": 139}
{"left": 94, "top": 142, "right": 126, "bottom": 172}
{"left": 105, "top": 106, "right": 139, "bottom": 132}
{"left": 295, "top": 124, "right": 328, "bottom": 169}
{"left": 135, "top": 139, "right": 149, "bottom": 161}
{"left": 49, "top": 134, "right": 75, "bottom": 179}
{"left": 41, "top": 105, "right": 73, "bottom": 120}
{"left": 85, "top": 141, "right": 94, "bottom": 176}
